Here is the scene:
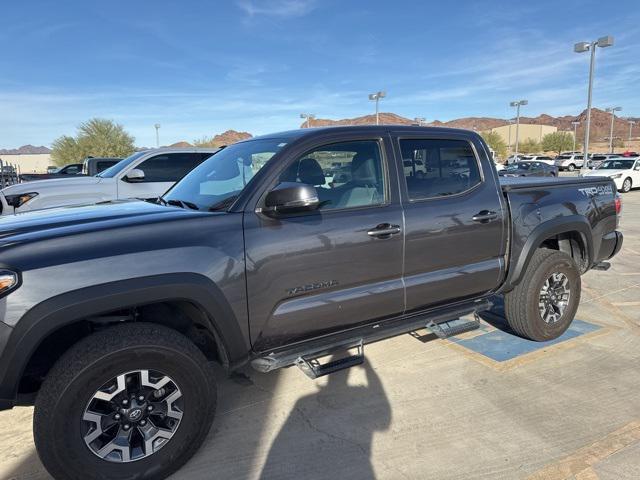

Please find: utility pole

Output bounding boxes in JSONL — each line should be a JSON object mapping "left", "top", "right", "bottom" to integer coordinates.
{"left": 368, "top": 91, "right": 386, "bottom": 125}
{"left": 606, "top": 107, "right": 622, "bottom": 153}
{"left": 510, "top": 100, "right": 528, "bottom": 160}
{"left": 574, "top": 36, "right": 614, "bottom": 173}
{"left": 572, "top": 121, "right": 580, "bottom": 153}
{"left": 154, "top": 124, "right": 161, "bottom": 148}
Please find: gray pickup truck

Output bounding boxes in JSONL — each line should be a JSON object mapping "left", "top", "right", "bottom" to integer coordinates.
{"left": 0, "top": 126, "right": 623, "bottom": 480}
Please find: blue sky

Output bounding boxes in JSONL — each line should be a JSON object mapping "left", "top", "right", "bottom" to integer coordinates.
{"left": 1, "top": 0, "right": 639, "bottom": 148}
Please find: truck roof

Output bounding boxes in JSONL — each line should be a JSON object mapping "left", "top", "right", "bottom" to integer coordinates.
{"left": 249, "top": 125, "right": 479, "bottom": 142}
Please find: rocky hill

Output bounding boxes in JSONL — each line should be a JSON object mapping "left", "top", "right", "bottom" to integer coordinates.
{"left": 304, "top": 109, "right": 639, "bottom": 142}
{"left": 0, "top": 145, "right": 51, "bottom": 155}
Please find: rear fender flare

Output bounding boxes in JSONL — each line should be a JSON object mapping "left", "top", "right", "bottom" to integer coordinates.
{"left": 503, "top": 216, "right": 593, "bottom": 291}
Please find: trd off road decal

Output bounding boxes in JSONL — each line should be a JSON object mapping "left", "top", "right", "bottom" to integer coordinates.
{"left": 578, "top": 185, "right": 613, "bottom": 197}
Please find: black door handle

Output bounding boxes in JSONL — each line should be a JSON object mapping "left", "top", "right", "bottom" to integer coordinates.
{"left": 472, "top": 211, "right": 498, "bottom": 223}
{"left": 367, "top": 224, "right": 402, "bottom": 238}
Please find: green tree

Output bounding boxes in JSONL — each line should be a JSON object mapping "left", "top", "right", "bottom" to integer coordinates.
{"left": 480, "top": 131, "right": 507, "bottom": 159}
{"left": 51, "top": 118, "right": 135, "bottom": 166}
{"left": 192, "top": 136, "right": 218, "bottom": 148}
{"left": 541, "top": 131, "right": 578, "bottom": 155}
{"left": 518, "top": 139, "right": 541, "bottom": 154}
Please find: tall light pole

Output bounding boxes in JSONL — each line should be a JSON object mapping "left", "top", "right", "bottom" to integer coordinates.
{"left": 300, "top": 113, "right": 316, "bottom": 128}
{"left": 414, "top": 117, "right": 426, "bottom": 126}
{"left": 510, "top": 100, "right": 528, "bottom": 160}
{"left": 572, "top": 121, "right": 580, "bottom": 153}
{"left": 628, "top": 120, "right": 635, "bottom": 145}
{"left": 154, "top": 123, "right": 161, "bottom": 148}
{"left": 606, "top": 106, "right": 622, "bottom": 153}
{"left": 368, "top": 91, "right": 386, "bottom": 125}
{"left": 574, "top": 36, "right": 614, "bottom": 172}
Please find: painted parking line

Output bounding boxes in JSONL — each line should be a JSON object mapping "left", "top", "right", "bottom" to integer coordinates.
{"left": 449, "top": 320, "right": 600, "bottom": 362}
{"left": 526, "top": 420, "right": 640, "bottom": 480}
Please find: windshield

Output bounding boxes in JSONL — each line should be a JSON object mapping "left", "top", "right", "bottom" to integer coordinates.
{"left": 97, "top": 151, "right": 147, "bottom": 178}
{"left": 163, "top": 138, "right": 286, "bottom": 210}
{"left": 598, "top": 159, "right": 635, "bottom": 170}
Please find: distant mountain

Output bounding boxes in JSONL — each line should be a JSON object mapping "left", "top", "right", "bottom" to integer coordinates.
{"left": 0, "top": 145, "right": 51, "bottom": 155}
{"left": 303, "top": 109, "right": 639, "bottom": 142}
{"left": 209, "top": 129, "right": 252, "bottom": 146}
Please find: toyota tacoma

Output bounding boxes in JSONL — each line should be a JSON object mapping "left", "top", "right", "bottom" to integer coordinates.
{"left": 0, "top": 126, "right": 623, "bottom": 479}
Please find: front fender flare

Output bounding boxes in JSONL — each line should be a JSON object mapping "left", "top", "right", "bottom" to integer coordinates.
{"left": 0, "top": 273, "right": 249, "bottom": 404}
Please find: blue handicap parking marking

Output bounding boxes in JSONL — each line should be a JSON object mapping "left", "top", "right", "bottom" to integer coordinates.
{"left": 450, "top": 320, "right": 601, "bottom": 362}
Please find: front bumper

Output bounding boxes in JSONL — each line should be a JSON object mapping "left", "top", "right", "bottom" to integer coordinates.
{"left": 0, "top": 321, "right": 14, "bottom": 410}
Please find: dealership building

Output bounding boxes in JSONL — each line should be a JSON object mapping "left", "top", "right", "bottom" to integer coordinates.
{"left": 491, "top": 124, "right": 562, "bottom": 149}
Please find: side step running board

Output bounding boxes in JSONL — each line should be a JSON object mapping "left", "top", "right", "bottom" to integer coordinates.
{"left": 426, "top": 314, "right": 480, "bottom": 339}
{"left": 592, "top": 262, "right": 611, "bottom": 271}
{"left": 295, "top": 340, "right": 364, "bottom": 379}
{"left": 251, "top": 298, "right": 492, "bottom": 376}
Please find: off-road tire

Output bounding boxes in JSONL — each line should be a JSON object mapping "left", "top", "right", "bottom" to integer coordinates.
{"left": 504, "top": 248, "right": 580, "bottom": 341}
{"left": 34, "top": 322, "right": 217, "bottom": 480}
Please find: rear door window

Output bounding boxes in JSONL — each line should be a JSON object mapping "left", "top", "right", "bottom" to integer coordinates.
{"left": 399, "top": 139, "right": 482, "bottom": 200}
{"left": 136, "top": 153, "right": 205, "bottom": 182}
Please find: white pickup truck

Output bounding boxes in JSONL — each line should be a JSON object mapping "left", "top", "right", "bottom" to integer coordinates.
{"left": 0, "top": 148, "right": 218, "bottom": 215}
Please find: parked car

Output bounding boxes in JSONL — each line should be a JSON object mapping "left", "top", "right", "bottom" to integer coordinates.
{"left": 82, "top": 157, "right": 122, "bottom": 176}
{"left": 499, "top": 161, "right": 558, "bottom": 177}
{"left": 518, "top": 155, "right": 555, "bottom": 165}
{"left": 582, "top": 156, "right": 640, "bottom": 192}
{"left": 20, "top": 163, "right": 83, "bottom": 182}
{"left": 0, "top": 148, "right": 218, "bottom": 215}
{"left": 554, "top": 154, "right": 585, "bottom": 171}
{"left": 587, "top": 153, "right": 622, "bottom": 170}
{"left": 0, "top": 126, "right": 623, "bottom": 480}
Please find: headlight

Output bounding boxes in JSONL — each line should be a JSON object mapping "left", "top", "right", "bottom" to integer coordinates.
{"left": 610, "top": 173, "right": 623, "bottom": 179}
{"left": 0, "top": 270, "right": 19, "bottom": 297}
{"left": 4, "top": 192, "right": 38, "bottom": 208}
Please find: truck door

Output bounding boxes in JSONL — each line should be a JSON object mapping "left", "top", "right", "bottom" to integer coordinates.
{"left": 394, "top": 133, "right": 507, "bottom": 313}
{"left": 244, "top": 135, "right": 404, "bottom": 352}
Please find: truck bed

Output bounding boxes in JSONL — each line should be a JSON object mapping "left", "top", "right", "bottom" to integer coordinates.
{"left": 499, "top": 175, "right": 610, "bottom": 191}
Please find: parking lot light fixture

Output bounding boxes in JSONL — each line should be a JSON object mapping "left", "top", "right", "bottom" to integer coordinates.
{"left": 299, "top": 113, "right": 316, "bottom": 128}
{"left": 574, "top": 35, "right": 614, "bottom": 172}
{"left": 606, "top": 107, "right": 622, "bottom": 153}
{"left": 154, "top": 124, "right": 161, "bottom": 148}
{"left": 368, "top": 91, "right": 386, "bottom": 125}
{"left": 572, "top": 121, "right": 580, "bottom": 153}
{"left": 628, "top": 120, "right": 635, "bottom": 144}
{"left": 509, "top": 100, "right": 528, "bottom": 159}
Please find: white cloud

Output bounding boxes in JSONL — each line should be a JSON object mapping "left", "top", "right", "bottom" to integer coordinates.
{"left": 236, "top": 0, "right": 317, "bottom": 18}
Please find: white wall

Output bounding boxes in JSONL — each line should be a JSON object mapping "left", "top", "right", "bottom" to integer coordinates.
{"left": 0, "top": 154, "right": 52, "bottom": 173}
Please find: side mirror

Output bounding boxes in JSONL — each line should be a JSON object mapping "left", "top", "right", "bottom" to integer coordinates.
{"left": 123, "top": 168, "right": 145, "bottom": 182}
{"left": 262, "top": 182, "right": 319, "bottom": 216}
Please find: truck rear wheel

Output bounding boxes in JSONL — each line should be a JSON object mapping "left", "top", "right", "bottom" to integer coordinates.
{"left": 504, "top": 248, "right": 580, "bottom": 341}
{"left": 34, "top": 322, "right": 217, "bottom": 480}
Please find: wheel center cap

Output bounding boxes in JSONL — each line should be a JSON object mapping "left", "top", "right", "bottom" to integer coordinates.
{"left": 127, "top": 408, "right": 143, "bottom": 422}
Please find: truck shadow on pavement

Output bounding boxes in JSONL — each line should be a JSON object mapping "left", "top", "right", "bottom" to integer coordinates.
{"left": 258, "top": 360, "right": 391, "bottom": 480}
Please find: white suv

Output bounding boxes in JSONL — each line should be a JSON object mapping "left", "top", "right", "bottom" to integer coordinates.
{"left": 554, "top": 154, "right": 585, "bottom": 171}
{"left": 0, "top": 148, "right": 218, "bottom": 215}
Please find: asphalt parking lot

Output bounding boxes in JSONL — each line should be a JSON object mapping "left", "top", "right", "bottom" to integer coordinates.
{"left": 1, "top": 180, "right": 639, "bottom": 480}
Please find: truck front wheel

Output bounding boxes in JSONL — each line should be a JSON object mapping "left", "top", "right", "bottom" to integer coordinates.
{"left": 34, "top": 322, "right": 217, "bottom": 480}
{"left": 504, "top": 248, "right": 580, "bottom": 341}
